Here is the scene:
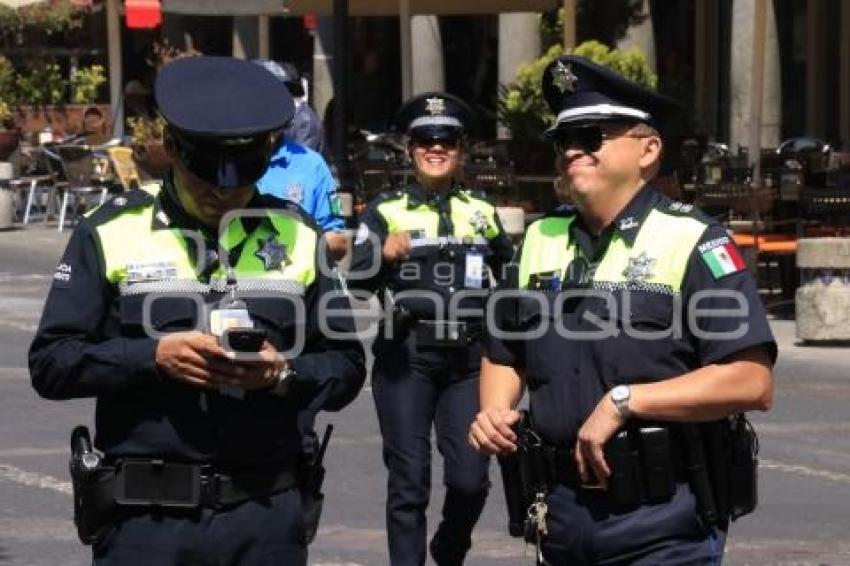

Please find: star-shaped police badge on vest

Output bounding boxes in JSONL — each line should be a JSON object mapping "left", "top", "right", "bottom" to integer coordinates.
{"left": 623, "top": 252, "right": 656, "bottom": 283}
{"left": 255, "top": 236, "right": 289, "bottom": 271}
{"left": 425, "top": 96, "right": 446, "bottom": 116}
{"left": 469, "top": 210, "right": 490, "bottom": 235}
{"left": 552, "top": 61, "right": 578, "bottom": 94}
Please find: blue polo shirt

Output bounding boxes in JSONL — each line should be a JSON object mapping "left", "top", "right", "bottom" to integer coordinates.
{"left": 256, "top": 141, "right": 345, "bottom": 232}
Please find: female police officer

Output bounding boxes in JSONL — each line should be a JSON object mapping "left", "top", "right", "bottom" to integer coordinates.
{"left": 469, "top": 56, "right": 776, "bottom": 564}
{"left": 348, "top": 92, "right": 514, "bottom": 565}
{"left": 29, "top": 56, "right": 365, "bottom": 565}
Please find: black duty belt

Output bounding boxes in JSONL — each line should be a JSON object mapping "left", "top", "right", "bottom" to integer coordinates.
{"left": 113, "top": 459, "right": 299, "bottom": 509}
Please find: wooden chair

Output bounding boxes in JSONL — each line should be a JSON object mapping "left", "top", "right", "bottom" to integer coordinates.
{"left": 106, "top": 146, "right": 142, "bottom": 191}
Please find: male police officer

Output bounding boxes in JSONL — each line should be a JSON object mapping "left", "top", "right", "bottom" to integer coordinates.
{"left": 29, "top": 56, "right": 365, "bottom": 565}
{"left": 349, "top": 92, "right": 514, "bottom": 565}
{"left": 470, "top": 56, "right": 776, "bottom": 564}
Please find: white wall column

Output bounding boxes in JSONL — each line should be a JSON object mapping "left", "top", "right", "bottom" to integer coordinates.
{"left": 258, "top": 15, "right": 270, "bottom": 60}
{"left": 729, "top": 0, "right": 781, "bottom": 151}
{"left": 498, "top": 13, "right": 540, "bottom": 138}
{"left": 233, "top": 16, "right": 259, "bottom": 60}
{"left": 616, "top": 0, "right": 656, "bottom": 72}
{"left": 411, "top": 15, "right": 444, "bottom": 95}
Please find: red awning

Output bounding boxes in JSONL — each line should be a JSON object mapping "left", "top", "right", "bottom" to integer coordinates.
{"left": 126, "top": 0, "right": 161, "bottom": 28}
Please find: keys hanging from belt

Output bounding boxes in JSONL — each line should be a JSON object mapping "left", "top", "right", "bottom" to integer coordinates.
{"left": 526, "top": 491, "right": 550, "bottom": 566}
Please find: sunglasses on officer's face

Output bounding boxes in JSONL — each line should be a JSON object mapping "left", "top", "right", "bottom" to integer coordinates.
{"left": 411, "top": 133, "right": 462, "bottom": 149}
{"left": 552, "top": 123, "right": 644, "bottom": 154}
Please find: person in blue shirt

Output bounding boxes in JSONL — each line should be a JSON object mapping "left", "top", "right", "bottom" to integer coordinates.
{"left": 254, "top": 60, "right": 347, "bottom": 259}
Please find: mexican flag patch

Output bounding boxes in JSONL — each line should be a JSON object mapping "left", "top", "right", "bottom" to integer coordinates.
{"left": 700, "top": 240, "right": 746, "bottom": 278}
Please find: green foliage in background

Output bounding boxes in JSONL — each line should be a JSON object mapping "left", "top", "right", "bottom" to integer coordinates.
{"left": 15, "top": 61, "right": 65, "bottom": 105}
{"left": 71, "top": 64, "right": 106, "bottom": 104}
{"left": 127, "top": 115, "right": 166, "bottom": 144}
{"left": 0, "top": 0, "right": 88, "bottom": 46}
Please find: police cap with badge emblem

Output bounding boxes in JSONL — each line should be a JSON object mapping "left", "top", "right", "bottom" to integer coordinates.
{"left": 155, "top": 56, "right": 295, "bottom": 188}
{"left": 394, "top": 91, "right": 475, "bottom": 147}
{"left": 541, "top": 55, "right": 680, "bottom": 138}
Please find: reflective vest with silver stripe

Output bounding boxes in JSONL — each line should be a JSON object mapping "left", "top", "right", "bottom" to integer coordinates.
{"left": 519, "top": 208, "right": 708, "bottom": 295}
{"left": 95, "top": 204, "right": 317, "bottom": 296}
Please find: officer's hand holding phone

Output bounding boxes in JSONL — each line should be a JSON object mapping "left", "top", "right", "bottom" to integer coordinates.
{"left": 155, "top": 330, "right": 285, "bottom": 391}
{"left": 219, "top": 328, "right": 287, "bottom": 391}
{"left": 155, "top": 331, "right": 235, "bottom": 389}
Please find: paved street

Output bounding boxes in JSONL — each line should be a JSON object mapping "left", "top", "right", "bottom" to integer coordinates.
{"left": 0, "top": 223, "right": 848, "bottom": 565}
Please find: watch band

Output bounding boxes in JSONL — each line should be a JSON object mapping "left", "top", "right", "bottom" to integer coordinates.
{"left": 610, "top": 385, "right": 632, "bottom": 420}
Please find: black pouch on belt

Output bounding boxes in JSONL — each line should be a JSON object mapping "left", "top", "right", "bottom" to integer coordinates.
{"left": 69, "top": 426, "right": 117, "bottom": 545}
{"left": 638, "top": 425, "right": 677, "bottom": 503}
{"left": 727, "top": 414, "right": 758, "bottom": 519}
{"left": 604, "top": 429, "right": 643, "bottom": 509}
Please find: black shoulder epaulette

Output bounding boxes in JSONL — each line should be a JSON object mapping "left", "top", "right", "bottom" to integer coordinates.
{"left": 85, "top": 189, "right": 155, "bottom": 226}
{"left": 542, "top": 202, "right": 578, "bottom": 219}
{"left": 659, "top": 198, "right": 714, "bottom": 225}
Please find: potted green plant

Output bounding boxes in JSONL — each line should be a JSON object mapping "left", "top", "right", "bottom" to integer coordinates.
{"left": 0, "top": 56, "right": 20, "bottom": 160}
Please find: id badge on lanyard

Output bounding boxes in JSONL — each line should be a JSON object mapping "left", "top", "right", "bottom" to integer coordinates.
{"left": 207, "top": 270, "right": 251, "bottom": 399}
{"left": 465, "top": 252, "right": 484, "bottom": 289}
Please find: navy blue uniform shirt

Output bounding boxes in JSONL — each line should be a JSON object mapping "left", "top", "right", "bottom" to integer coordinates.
{"left": 485, "top": 186, "right": 777, "bottom": 447}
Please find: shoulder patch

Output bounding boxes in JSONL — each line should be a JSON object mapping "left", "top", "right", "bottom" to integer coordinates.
{"left": 699, "top": 239, "right": 747, "bottom": 279}
{"left": 85, "top": 189, "right": 154, "bottom": 226}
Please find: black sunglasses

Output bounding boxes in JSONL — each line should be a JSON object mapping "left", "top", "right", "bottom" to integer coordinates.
{"left": 411, "top": 133, "right": 462, "bottom": 148}
{"left": 552, "top": 123, "right": 645, "bottom": 154}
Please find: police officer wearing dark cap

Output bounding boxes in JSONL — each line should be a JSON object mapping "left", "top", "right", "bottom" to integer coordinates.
{"left": 349, "top": 92, "right": 514, "bottom": 565}
{"left": 29, "top": 56, "right": 365, "bottom": 565}
{"left": 470, "top": 55, "right": 776, "bottom": 564}
{"left": 254, "top": 59, "right": 324, "bottom": 152}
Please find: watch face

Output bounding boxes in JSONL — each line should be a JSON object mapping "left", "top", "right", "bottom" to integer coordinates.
{"left": 612, "top": 385, "right": 629, "bottom": 402}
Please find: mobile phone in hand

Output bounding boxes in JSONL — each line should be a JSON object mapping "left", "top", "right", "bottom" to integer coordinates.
{"left": 221, "top": 328, "right": 267, "bottom": 352}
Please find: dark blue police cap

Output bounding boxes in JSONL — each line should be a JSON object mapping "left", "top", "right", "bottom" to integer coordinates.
{"left": 155, "top": 56, "right": 295, "bottom": 188}
{"left": 394, "top": 91, "right": 475, "bottom": 141}
{"left": 542, "top": 55, "right": 679, "bottom": 138}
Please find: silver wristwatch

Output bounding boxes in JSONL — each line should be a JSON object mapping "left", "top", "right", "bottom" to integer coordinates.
{"left": 610, "top": 385, "right": 632, "bottom": 420}
{"left": 271, "top": 366, "right": 296, "bottom": 396}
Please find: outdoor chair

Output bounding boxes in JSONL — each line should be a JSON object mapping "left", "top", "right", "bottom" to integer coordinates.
{"left": 106, "top": 146, "right": 142, "bottom": 191}
{"left": 43, "top": 144, "right": 111, "bottom": 232}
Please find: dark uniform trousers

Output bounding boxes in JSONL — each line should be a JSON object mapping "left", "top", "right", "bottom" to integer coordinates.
{"left": 541, "top": 484, "right": 726, "bottom": 565}
{"left": 93, "top": 489, "right": 307, "bottom": 566}
{"left": 373, "top": 331, "right": 489, "bottom": 566}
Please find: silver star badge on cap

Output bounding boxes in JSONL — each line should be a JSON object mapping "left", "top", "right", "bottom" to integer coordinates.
{"left": 552, "top": 61, "right": 578, "bottom": 94}
{"left": 622, "top": 252, "right": 656, "bottom": 283}
{"left": 425, "top": 96, "right": 446, "bottom": 116}
{"left": 255, "top": 236, "right": 288, "bottom": 271}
